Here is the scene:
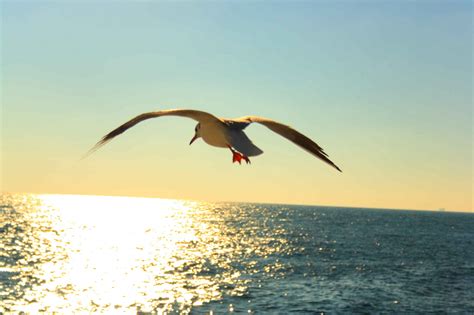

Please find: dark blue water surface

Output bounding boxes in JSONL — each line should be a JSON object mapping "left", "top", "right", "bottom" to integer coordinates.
{"left": 198, "top": 203, "right": 474, "bottom": 314}
{"left": 1, "top": 194, "right": 473, "bottom": 314}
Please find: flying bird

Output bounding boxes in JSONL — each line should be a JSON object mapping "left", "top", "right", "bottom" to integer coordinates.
{"left": 85, "top": 109, "right": 342, "bottom": 172}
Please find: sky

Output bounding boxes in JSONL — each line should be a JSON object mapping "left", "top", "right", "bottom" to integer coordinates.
{"left": 1, "top": 1, "right": 472, "bottom": 211}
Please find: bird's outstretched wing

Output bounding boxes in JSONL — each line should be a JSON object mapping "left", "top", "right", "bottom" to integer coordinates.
{"left": 233, "top": 116, "right": 342, "bottom": 172}
{"left": 83, "top": 109, "right": 220, "bottom": 158}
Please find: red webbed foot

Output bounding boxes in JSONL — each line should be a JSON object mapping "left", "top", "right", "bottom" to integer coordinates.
{"left": 228, "top": 145, "right": 251, "bottom": 165}
{"left": 232, "top": 151, "right": 243, "bottom": 164}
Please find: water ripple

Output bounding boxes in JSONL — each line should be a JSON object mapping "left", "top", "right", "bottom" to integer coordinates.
{"left": 1, "top": 194, "right": 473, "bottom": 313}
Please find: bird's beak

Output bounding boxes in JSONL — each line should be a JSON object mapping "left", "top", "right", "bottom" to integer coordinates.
{"left": 189, "top": 134, "right": 198, "bottom": 145}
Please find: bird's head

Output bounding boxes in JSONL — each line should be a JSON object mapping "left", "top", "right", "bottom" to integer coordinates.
{"left": 189, "top": 123, "right": 201, "bottom": 145}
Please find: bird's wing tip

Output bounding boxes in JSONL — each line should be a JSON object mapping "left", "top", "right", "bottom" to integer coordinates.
{"left": 80, "top": 147, "right": 97, "bottom": 161}
{"left": 81, "top": 139, "right": 109, "bottom": 160}
{"left": 333, "top": 164, "right": 342, "bottom": 172}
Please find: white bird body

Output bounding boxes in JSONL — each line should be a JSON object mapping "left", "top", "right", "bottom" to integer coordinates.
{"left": 199, "top": 121, "right": 229, "bottom": 148}
{"left": 85, "top": 108, "right": 341, "bottom": 171}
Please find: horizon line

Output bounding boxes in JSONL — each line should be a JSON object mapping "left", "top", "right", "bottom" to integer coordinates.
{"left": 1, "top": 190, "right": 472, "bottom": 214}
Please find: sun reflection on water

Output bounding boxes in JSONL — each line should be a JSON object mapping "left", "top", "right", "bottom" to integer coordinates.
{"left": 1, "top": 194, "right": 289, "bottom": 314}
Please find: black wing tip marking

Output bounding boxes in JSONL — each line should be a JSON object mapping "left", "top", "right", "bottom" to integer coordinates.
{"left": 314, "top": 150, "right": 342, "bottom": 172}
{"left": 81, "top": 137, "right": 110, "bottom": 160}
{"left": 333, "top": 164, "right": 343, "bottom": 172}
{"left": 320, "top": 150, "right": 342, "bottom": 172}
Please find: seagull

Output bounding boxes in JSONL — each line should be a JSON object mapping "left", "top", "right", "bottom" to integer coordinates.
{"left": 85, "top": 109, "right": 342, "bottom": 172}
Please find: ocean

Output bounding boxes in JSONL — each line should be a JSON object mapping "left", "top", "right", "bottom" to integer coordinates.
{"left": 1, "top": 194, "right": 473, "bottom": 314}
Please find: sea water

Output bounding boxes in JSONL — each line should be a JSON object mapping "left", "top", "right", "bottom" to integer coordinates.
{"left": 1, "top": 194, "right": 473, "bottom": 313}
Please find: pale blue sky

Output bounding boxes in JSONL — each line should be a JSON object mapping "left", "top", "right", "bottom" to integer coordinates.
{"left": 1, "top": 1, "right": 472, "bottom": 211}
